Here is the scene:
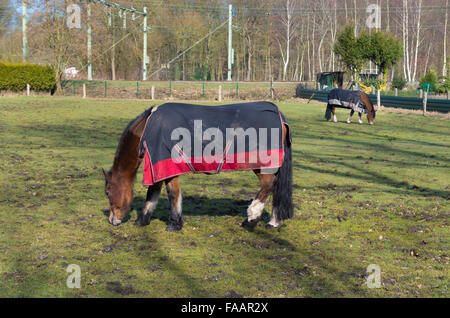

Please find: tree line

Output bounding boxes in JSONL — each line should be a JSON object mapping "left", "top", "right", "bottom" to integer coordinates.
{"left": 0, "top": 0, "right": 448, "bottom": 85}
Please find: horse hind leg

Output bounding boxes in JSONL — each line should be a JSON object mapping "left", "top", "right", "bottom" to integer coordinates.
{"left": 359, "top": 112, "right": 363, "bottom": 124}
{"left": 242, "top": 172, "right": 275, "bottom": 229}
{"left": 135, "top": 182, "right": 163, "bottom": 227}
{"left": 165, "top": 177, "right": 183, "bottom": 232}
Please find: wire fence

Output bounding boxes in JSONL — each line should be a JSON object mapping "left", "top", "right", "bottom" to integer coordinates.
{"left": 296, "top": 88, "right": 450, "bottom": 113}
{"left": 60, "top": 80, "right": 300, "bottom": 100}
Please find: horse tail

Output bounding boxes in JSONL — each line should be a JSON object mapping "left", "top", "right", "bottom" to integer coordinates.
{"left": 273, "top": 132, "right": 293, "bottom": 221}
{"left": 325, "top": 103, "right": 332, "bottom": 121}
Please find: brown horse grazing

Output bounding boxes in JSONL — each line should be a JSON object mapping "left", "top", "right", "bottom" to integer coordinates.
{"left": 103, "top": 103, "right": 293, "bottom": 232}
{"left": 325, "top": 89, "right": 376, "bottom": 125}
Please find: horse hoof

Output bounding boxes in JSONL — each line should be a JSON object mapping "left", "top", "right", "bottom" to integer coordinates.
{"left": 134, "top": 215, "right": 151, "bottom": 227}
{"left": 265, "top": 223, "right": 281, "bottom": 230}
{"left": 166, "top": 223, "right": 183, "bottom": 232}
{"left": 241, "top": 219, "right": 259, "bottom": 230}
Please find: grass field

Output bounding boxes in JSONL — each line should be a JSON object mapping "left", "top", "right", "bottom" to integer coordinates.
{"left": 0, "top": 96, "right": 448, "bottom": 297}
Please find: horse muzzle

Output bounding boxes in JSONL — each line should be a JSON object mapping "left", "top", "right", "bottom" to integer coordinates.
{"left": 109, "top": 213, "right": 122, "bottom": 226}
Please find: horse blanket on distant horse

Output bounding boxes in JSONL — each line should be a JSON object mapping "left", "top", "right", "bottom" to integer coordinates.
{"left": 139, "top": 102, "right": 290, "bottom": 186}
{"left": 328, "top": 88, "right": 367, "bottom": 114}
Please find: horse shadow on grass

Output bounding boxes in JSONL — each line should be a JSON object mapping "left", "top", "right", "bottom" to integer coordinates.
{"left": 101, "top": 194, "right": 252, "bottom": 226}
{"left": 119, "top": 194, "right": 372, "bottom": 297}
{"left": 130, "top": 194, "right": 252, "bottom": 224}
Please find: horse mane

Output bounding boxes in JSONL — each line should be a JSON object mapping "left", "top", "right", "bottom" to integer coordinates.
{"left": 111, "top": 106, "right": 154, "bottom": 172}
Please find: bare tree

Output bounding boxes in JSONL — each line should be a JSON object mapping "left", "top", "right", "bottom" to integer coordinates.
{"left": 412, "top": 0, "right": 422, "bottom": 82}
{"left": 443, "top": 0, "right": 448, "bottom": 76}
{"left": 277, "top": 0, "right": 298, "bottom": 80}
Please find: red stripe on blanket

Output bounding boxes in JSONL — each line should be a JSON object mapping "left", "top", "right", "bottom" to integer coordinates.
{"left": 142, "top": 148, "right": 284, "bottom": 186}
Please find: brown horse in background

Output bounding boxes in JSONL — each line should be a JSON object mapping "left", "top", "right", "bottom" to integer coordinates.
{"left": 103, "top": 105, "right": 293, "bottom": 232}
{"left": 325, "top": 91, "right": 376, "bottom": 125}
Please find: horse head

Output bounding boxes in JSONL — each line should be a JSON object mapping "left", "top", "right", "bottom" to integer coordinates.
{"left": 361, "top": 92, "right": 376, "bottom": 125}
{"left": 102, "top": 168, "right": 133, "bottom": 226}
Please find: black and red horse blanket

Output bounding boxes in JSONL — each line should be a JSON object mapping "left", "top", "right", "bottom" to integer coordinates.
{"left": 139, "top": 102, "right": 290, "bottom": 186}
{"left": 328, "top": 88, "right": 367, "bottom": 114}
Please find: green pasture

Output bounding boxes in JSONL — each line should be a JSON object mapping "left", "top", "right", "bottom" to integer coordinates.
{"left": 0, "top": 96, "right": 448, "bottom": 297}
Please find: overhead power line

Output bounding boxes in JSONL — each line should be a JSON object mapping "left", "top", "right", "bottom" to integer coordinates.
{"left": 148, "top": 18, "right": 229, "bottom": 79}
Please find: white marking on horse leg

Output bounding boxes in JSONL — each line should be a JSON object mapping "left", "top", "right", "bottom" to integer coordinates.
{"left": 143, "top": 192, "right": 160, "bottom": 215}
{"left": 347, "top": 117, "right": 351, "bottom": 124}
{"left": 143, "top": 183, "right": 162, "bottom": 216}
{"left": 168, "top": 189, "right": 183, "bottom": 230}
{"left": 333, "top": 114, "right": 338, "bottom": 123}
{"left": 358, "top": 118, "right": 363, "bottom": 124}
{"left": 175, "top": 189, "right": 182, "bottom": 214}
{"left": 247, "top": 199, "right": 265, "bottom": 221}
{"left": 268, "top": 209, "right": 283, "bottom": 228}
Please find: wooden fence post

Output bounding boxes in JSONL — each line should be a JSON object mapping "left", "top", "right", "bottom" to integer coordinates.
{"left": 151, "top": 86, "right": 155, "bottom": 100}
{"left": 423, "top": 92, "right": 428, "bottom": 116}
{"left": 218, "top": 85, "right": 222, "bottom": 102}
{"left": 420, "top": 89, "right": 423, "bottom": 98}
{"left": 377, "top": 90, "right": 381, "bottom": 110}
{"left": 26, "top": 84, "right": 30, "bottom": 96}
{"left": 83, "top": 83, "right": 86, "bottom": 98}
{"left": 372, "top": 87, "right": 375, "bottom": 94}
{"left": 270, "top": 79, "right": 274, "bottom": 99}
{"left": 395, "top": 88, "right": 398, "bottom": 96}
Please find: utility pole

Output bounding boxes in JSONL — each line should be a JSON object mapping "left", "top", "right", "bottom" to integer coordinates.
{"left": 227, "top": 4, "right": 232, "bottom": 81}
{"left": 87, "top": 1, "right": 92, "bottom": 80}
{"left": 22, "top": 1, "right": 27, "bottom": 62}
{"left": 143, "top": 7, "right": 147, "bottom": 81}
{"left": 87, "top": 0, "right": 147, "bottom": 81}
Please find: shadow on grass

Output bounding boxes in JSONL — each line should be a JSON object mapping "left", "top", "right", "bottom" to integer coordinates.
{"left": 103, "top": 194, "right": 371, "bottom": 297}
{"left": 293, "top": 150, "right": 449, "bottom": 200}
{"left": 129, "top": 210, "right": 371, "bottom": 297}
{"left": 131, "top": 194, "right": 250, "bottom": 224}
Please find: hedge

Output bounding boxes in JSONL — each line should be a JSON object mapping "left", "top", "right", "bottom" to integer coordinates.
{"left": 0, "top": 62, "right": 56, "bottom": 92}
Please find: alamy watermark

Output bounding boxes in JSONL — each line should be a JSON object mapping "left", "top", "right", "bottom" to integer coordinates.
{"left": 66, "top": 264, "right": 81, "bottom": 289}
{"left": 366, "top": 4, "right": 381, "bottom": 29}
{"left": 366, "top": 264, "right": 381, "bottom": 288}
{"left": 66, "top": 4, "right": 82, "bottom": 29}
{"left": 169, "top": 120, "right": 281, "bottom": 168}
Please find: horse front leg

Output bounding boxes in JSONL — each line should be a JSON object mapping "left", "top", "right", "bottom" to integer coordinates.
{"left": 242, "top": 172, "right": 275, "bottom": 229}
{"left": 165, "top": 177, "right": 183, "bottom": 232}
{"left": 359, "top": 112, "right": 364, "bottom": 124}
{"left": 347, "top": 110, "right": 355, "bottom": 124}
{"left": 135, "top": 181, "right": 163, "bottom": 226}
{"left": 332, "top": 106, "right": 338, "bottom": 123}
